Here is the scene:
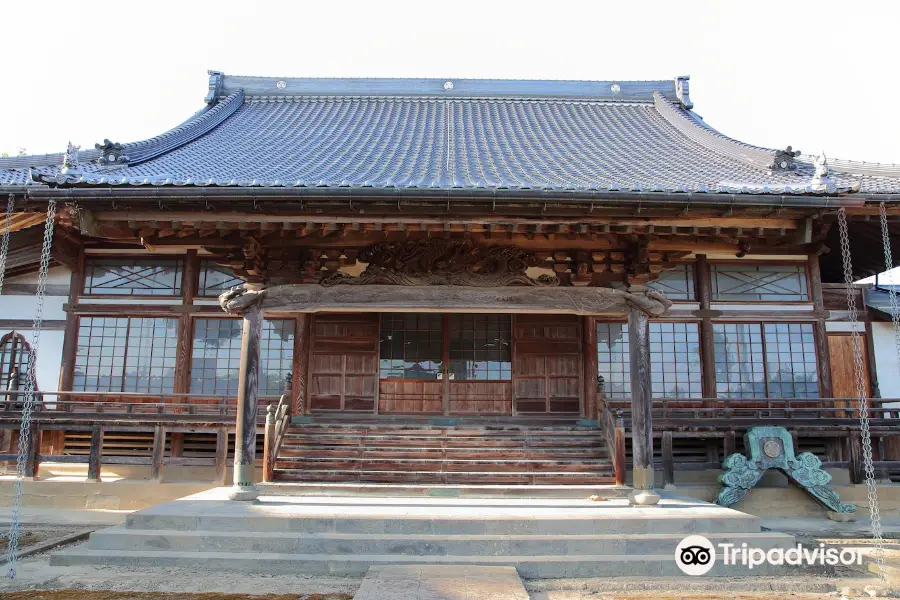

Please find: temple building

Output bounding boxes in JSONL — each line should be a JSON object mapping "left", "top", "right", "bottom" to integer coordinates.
{"left": 0, "top": 71, "right": 899, "bottom": 496}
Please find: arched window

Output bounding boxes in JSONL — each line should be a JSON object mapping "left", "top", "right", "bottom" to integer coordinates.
{"left": 0, "top": 332, "right": 35, "bottom": 392}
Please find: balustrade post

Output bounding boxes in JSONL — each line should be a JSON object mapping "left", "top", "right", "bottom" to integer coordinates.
{"left": 262, "top": 404, "right": 275, "bottom": 483}
{"left": 613, "top": 410, "right": 626, "bottom": 487}
{"left": 627, "top": 300, "right": 659, "bottom": 505}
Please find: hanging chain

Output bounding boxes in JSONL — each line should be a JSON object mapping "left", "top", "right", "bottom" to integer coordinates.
{"left": 5, "top": 199, "right": 55, "bottom": 579}
{"left": 838, "top": 207, "right": 885, "bottom": 579}
{"left": 0, "top": 195, "right": 15, "bottom": 296}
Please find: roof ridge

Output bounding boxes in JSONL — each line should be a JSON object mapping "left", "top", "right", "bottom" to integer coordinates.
{"left": 799, "top": 154, "right": 900, "bottom": 178}
{"left": 652, "top": 92, "right": 777, "bottom": 171}
{"left": 218, "top": 74, "right": 688, "bottom": 105}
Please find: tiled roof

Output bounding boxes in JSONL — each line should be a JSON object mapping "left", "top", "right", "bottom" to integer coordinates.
{"left": 3, "top": 73, "right": 900, "bottom": 196}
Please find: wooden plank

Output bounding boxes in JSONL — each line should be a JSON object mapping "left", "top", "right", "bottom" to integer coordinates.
{"left": 828, "top": 334, "right": 871, "bottom": 413}
{"left": 614, "top": 414, "right": 626, "bottom": 486}
{"left": 24, "top": 423, "right": 40, "bottom": 479}
{"left": 86, "top": 424, "right": 103, "bottom": 482}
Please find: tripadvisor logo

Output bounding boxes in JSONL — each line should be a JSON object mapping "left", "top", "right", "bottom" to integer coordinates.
{"left": 675, "top": 535, "right": 716, "bottom": 576}
{"left": 674, "top": 534, "right": 864, "bottom": 576}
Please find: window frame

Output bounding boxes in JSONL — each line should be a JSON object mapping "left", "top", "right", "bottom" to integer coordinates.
{"left": 197, "top": 259, "right": 244, "bottom": 298}
{"left": 711, "top": 320, "right": 821, "bottom": 399}
{"left": 708, "top": 261, "right": 811, "bottom": 304}
{"left": 82, "top": 258, "right": 184, "bottom": 298}
{"left": 71, "top": 315, "right": 180, "bottom": 394}
{"left": 189, "top": 316, "right": 296, "bottom": 396}
{"left": 646, "top": 262, "right": 697, "bottom": 302}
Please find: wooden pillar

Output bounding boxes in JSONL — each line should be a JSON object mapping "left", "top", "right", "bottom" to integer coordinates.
{"left": 23, "top": 423, "right": 40, "bottom": 480}
{"left": 230, "top": 302, "right": 263, "bottom": 500}
{"left": 293, "top": 313, "right": 311, "bottom": 416}
{"left": 627, "top": 302, "right": 657, "bottom": 503}
{"left": 582, "top": 315, "right": 599, "bottom": 421}
{"left": 86, "top": 424, "right": 103, "bottom": 482}
{"left": 150, "top": 425, "right": 165, "bottom": 482}
{"left": 696, "top": 256, "right": 717, "bottom": 401}
{"left": 661, "top": 430, "right": 674, "bottom": 488}
{"left": 808, "top": 254, "right": 834, "bottom": 399}
{"left": 59, "top": 245, "right": 85, "bottom": 393}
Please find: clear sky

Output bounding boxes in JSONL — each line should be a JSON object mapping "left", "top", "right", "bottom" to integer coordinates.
{"left": 2, "top": 0, "right": 898, "bottom": 166}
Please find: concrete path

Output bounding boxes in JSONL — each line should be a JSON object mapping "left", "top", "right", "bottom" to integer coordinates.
{"left": 355, "top": 565, "right": 528, "bottom": 600}
{"left": 0, "top": 507, "right": 130, "bottom": 526}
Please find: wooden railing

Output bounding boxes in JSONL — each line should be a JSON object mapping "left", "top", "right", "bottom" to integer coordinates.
{"left": 0, "top": 390, "right": 278, "bottom": 483}
{"left": 605, "top": 396, "right": 900, "bottom": 486}
{"left": 598, "top": 401, "right": 626, "bottom": 486}
{"left": 262, "top": 380, "right": 293, "bottom": 483}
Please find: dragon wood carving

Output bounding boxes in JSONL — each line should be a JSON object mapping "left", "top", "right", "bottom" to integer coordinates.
{"left": 320, "top": 238, "right": 559, "bottom": 287}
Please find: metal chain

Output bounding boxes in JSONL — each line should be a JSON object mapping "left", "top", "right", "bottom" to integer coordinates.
{"left": 838, "top": 207, "right": 885, "bottom": 579}
{"left": 4, "top": 199, "right": 55, "bottom": 579}
{"left": 0, "top": 195, "right": 15, "bottom": 296}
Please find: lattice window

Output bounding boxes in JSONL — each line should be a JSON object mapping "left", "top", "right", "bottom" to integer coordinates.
{"left": 710, "top": 264, "right": 809, "bottom": 301}
{"left": 647, "top": 264, "right": 695, "bottom": 301}
{"left": 713, "top": 323, "right": 767, "bottom": 399}
{"left": 190, "top": 318, "right": 294, "bottom": 395}
{"left": 83, "top": 259, "right": 183, "bottom": 296}
{"left": 649, "top": 322, "right": 702, "bottom": 398}
{"left": 448, "top": 314, "right": 511, "bottom": 381}
{"left": 597, "top": 322, "right": 702, "bottom": 399}
{"left": 763, "top": 323, "right": 819, "bottom": 398}
{"left": 198, "top": 260, "right": 243, "bottom": 296}
{"left": 379, "top": 313, "right": 443, "bottom": 379}
{"left": 0, "top": 332, "right": 34, "bottom": 392}
{"left": 596, "top": 323, "right": 630, "bottom": 399}
{"left": 73, "top": 317, "right": 178, "bottom": 393}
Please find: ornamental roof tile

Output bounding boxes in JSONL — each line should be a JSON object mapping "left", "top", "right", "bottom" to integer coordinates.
{"left": 2, "top": 73, "right": 899, "bottom": 197}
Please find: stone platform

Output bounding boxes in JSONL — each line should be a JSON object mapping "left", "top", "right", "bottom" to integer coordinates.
{"left": 51, "top": 487, "right": 796, "bottom": 577}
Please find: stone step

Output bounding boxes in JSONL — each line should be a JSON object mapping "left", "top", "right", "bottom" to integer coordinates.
{"left": 274, "top": 457, "right": 612, "bottom": 472}
{"left": 123, "top": 500, "right": 762, "bottom": 536}
{"left": 277, "top": 446, "right": 608, "bottom": 458}
{"left": 257, "top": 482, "right": 632, "bottom": 499}
{"left": 86, "top": 528, "right": 795, "bottom": 557}
{"left": 273, "top": 469, "right": 616, "bottom": 485}
{"left": 281, "top": 435, "right": 603, "bottom": 447}
{"left": 49, "top": 549, "right": 795, "bottom": 577}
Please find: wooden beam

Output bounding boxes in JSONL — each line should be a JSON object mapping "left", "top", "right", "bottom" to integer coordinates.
{"left": 808, "top": 254, "right": 834, "bottom": 398}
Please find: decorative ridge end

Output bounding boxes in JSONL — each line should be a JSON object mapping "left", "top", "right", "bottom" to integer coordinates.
{"left": 219, "top": 284, "right": 266, "bottom": 315}
{"left": 60, "top": 141, "right": 81, "bottom": 174}
{"left": 95, "top": 139, "right": 128, "bottom": 167}
{"left": 811, "top": 153, "right": 830, "bottom": 188}
{"left": 625, "top": 289, "right": 673, "bottom": 317}
{"left": 675, "top": 75, "right": 692, "bottom": 109}
{"left": 206, "top": 70, "right": 225, "bottom": 105}
{"left": 772, "top": 146, "right": 801, "bottom": 171}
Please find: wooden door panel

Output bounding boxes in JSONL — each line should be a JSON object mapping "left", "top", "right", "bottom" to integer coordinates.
{"left": 828, "top": 334, "right": 870, "bottom": 413}
{"left": 309, "top": 313, "right": 378, "bottom": 412}
{"left": 512, "top": 315, "right": 582, "bottom": 414}
{"left": 449, "top": 381, "right": 511, "bottom": 414}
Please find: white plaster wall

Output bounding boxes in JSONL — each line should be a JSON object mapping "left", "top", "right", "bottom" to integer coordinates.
{"left": 873, "top": 322, "right": 900, "bottom": 400}
{"left": 0, "top": 265, "right": 72, "bottom": 396}
{"left": 0, "top": 329, "right": 65, "bottom": 394}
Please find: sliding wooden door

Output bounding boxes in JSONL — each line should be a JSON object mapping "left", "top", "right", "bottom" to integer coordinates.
{"left": 512, "top": 314, "right": 582, "bottom": 414}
